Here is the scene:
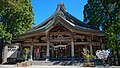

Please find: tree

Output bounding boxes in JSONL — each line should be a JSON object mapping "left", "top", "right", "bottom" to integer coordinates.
{"left": 0, "top": 0, "right": 34, "bottom": 64}
{"left": 25, "top": 48, "right": 30, "bottom": 61}
{"left": 83, "top": 0, "right": 120, "bottom": 65}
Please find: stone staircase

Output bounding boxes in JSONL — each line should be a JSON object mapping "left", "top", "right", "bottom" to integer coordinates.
{"left": 32, "top": 60, "right": 81, "bottom": 66}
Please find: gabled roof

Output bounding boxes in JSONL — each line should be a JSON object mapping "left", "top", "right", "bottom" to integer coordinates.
{"left": 34, "top": 2, "right": 99, "bottom": 30}
{"left": 20, "top": 2, "right": 105, "bottom": 37}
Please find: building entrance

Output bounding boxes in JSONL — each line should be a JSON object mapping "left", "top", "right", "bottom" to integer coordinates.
{"left": 50, "top": 44, "right": 71, "bottom": 59}
{"left": 33, "top": 46, "right": 46, "bottom": 60}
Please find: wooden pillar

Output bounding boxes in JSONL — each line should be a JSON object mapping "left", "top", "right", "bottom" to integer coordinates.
{"left": 52, "top": 47, "right": 54, "bottom": 58}
{"left": 101, "top": 43, "right": 104, "bottom": 49}
{"left": 100, "top": 37, "right": 104, "bottom": 49}
{"left": 71, "top": 33, "right": 74, "bottom": 65}
{"left": 46, "top": 32, "right": 50, "bottom": 61}
{"left": 89, "top": 36, "right": 93, "bottom": 55}
{"left": 29, "top": 39, "right": 34, "bottom": 61}
{"left": 29, "top": 43, "right": 33, "bottom": 61}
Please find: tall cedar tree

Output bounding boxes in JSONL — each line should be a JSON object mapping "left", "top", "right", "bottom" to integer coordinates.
{"left": 0, "top": 0, "right": 34, "bottom": 64}
{"left": 83, "top": 0, "right": 120, "bottom": 65}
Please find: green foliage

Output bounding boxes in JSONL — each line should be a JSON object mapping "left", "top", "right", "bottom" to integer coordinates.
{"left": 25, "top": 48, "right": 30, "bottom": 61}
{"left": 106, "top": 23, "right": 120, "bottom": 50}
{"left": 84, "top": 0, "right": 120, "bottom": 65}
{"left": 0, "top": 22, "right": 12, "bottom": 43}
{"left": 0, "top": 0, "right": 34, "bottom": 43}
{"left": 84, "top": 0, "right": 120, "bottom": 50}
{"left": 82, "top": 49, "right": 96, "bottom": 63}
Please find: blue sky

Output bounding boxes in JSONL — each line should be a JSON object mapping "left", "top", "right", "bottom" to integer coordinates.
{"left": 31, "top": 0, "right": 87, "bottom": 26}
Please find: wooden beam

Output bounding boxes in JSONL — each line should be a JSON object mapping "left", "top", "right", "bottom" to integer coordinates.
{"left": 75, "top": 42, "right": 90, "bottom": 45}
{"left": 92, "top": 42, "right": 101, "bottom": 46}
{"left": 20, "top": 32, "right": 45, "bottom": 39}
{"left": 73, "top": 29, "right": 104, "bottom": 36}
{"left": 50, "top": 32, "right": 71, "bottom": 36}
{"left": 50, "top": 39, "right": 71, "bottom": 42}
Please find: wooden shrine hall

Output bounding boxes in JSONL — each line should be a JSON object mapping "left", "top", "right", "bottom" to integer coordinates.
{"left": 19, "top": 3, "right": 105, "bottom": 62}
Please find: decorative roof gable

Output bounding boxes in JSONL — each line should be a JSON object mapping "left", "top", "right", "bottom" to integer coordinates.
{"left": 20, "top": 2, "right": 105, "bottom": 37}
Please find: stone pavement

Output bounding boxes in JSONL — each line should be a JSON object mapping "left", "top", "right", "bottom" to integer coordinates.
{"left": 0, "top": 65, "right": 120, "bottom": 68}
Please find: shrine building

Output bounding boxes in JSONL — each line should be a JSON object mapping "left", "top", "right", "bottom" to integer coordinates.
{"left": 19, "top": 3, "right": 105, "bottom": 62}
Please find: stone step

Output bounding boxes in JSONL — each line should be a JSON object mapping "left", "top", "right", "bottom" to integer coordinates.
{"left": 32, "top": 61, "right": 81, "bottom": 66}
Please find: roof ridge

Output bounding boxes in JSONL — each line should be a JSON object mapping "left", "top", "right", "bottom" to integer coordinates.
{"left": 33, "top": 2, "right": 67, "bottom": 29}
{"left": 33, "top": 2, "right": 99, "bottom": 30}
{"left": 56, "top": 2, "right": 66, "bottom": 11}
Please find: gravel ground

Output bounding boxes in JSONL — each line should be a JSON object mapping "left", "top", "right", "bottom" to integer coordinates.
{"left": 0, "top": 65, "right": 120, "bottom": 68}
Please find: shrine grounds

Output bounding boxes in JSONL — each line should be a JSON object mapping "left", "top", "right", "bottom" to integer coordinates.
{"left": 0, "top": 65, "right": 120, "bottom": 68}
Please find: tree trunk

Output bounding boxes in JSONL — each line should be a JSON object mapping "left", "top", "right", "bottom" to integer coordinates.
{"left": 2, "top": 44, "right": 8, "bottom": 64}
{"left": 116, "top": 43, "right": 120, "bottom": 65}
{"left": 0, "top": 45, "right": 2, "bottom": 64}
{"left": 113, "top": 51, "right": 116, "bottom": 65}
{"left": 0, "top": 39, "right": 3, "bottom": 64}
